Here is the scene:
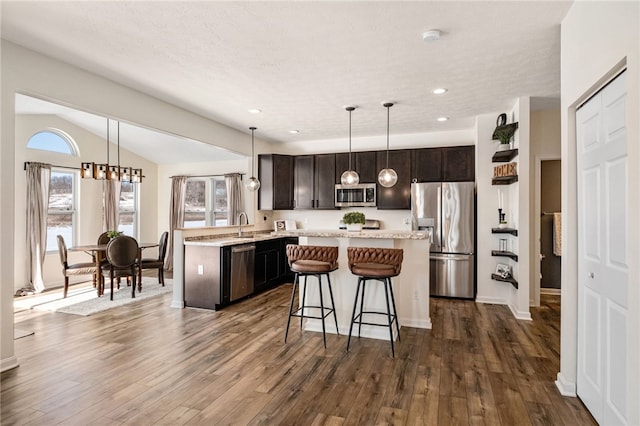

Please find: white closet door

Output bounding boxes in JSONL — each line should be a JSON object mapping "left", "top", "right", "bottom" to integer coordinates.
{"left": 576, "top": 71, "right": 628, "bottom": 425}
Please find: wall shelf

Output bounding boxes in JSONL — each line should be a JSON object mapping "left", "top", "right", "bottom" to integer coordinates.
{"left": 491, "top": 227, "right": 518, "bottom": 236}
{"left": 491, "top": 273, "right": 518, "bottom": 289}
{"left": 492, "top": 175, "right": 518, "bottom": 185}
{"left": 491, "top": 250, "right": 518, "bottom": 261}
{"left": 492, "top": 148, "right": 519, "bottom": 163}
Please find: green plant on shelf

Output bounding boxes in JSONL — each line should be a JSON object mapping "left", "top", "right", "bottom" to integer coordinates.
{"left": 342, "top": 211, "right": 365, "bottom": 225}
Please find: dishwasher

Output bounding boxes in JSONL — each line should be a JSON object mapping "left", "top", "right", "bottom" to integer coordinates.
{"left": 230, "top": 244, "right": 255, "bottom": 302}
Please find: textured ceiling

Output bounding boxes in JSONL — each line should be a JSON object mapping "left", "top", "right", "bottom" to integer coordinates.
{"left": 2, "top": 1, "right": 572, "bottom": 147}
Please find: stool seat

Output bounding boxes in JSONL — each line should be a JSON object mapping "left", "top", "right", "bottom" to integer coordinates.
{"left": 291, "top": 259, "right": 338, "bottom": 274}
{"left": 351, "top": 262, "right": 396, "bottom": 278}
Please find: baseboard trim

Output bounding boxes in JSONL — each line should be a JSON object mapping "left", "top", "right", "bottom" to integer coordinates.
{"left": 555, "top": 372, "right": 577, "bottom": 397}
{"left": 541, "top": 288, "right": 561, "bottom": 295}
{"left": 509, "top": 303, "right": 533, "bottom": 321}
{"left": 1, "top": 356, "right": 19, "bottom": 373}
{"left": 475, "top": 296, "right": 507, "bottom": 305}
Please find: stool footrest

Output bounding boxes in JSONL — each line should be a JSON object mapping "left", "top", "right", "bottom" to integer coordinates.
{"left": 290, "top": 305, "right": 335, "bottom": 321}
{"left": 353, "top": 311, "right": 398, "bottom": 327}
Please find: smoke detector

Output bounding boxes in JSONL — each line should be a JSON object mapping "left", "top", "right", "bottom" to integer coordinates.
{"left": 422, "top": 29, "right": 441, "bottom": 42}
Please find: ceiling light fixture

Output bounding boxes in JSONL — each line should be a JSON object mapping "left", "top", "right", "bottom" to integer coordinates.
{"left": 81, "top": 118, "right": 142, "bottom": 183}
{"left": 248, "top": 108, "right": 262, "bottom": 114}
{"left": 422, "top": 29, "right": 441, "bottom": 42}
{"left": 246, "top": 126, "right": 260, "bottom": 191}
{"left": 437, "top": 116, "right": 449, "bottom": 122}
{"left": 378, "top": 102, "right": 398, "bottom": 188}
{"left": 432, "top": 88, "right": 448, "bottom": 95}
{"left": 340, "top": 106, "right": 360, "bottom": 186}
{"left": 289, "top": 129, "right": 300, "bottom": 134}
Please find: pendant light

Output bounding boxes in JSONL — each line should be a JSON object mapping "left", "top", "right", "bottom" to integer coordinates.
{"left": 246, "top": 127, "right": 260, "bottom": 191}
{"left": 81, "top": 118, "right": 142, "bottom": 183}
{"left": 378, "top": 102, "right": 398, "bottom": 188}
{"left": 340, "top": 106, "right": 360, "bottom": 186}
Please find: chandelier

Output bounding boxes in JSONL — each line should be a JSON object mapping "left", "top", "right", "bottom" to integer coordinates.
{"left": 81, "top": 118, "right": 142, "bottom": 183}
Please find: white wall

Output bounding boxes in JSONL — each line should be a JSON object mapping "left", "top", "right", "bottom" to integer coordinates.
{"left": 14, "top": 114, "right": 158, "bottom": 291}
{"left": 559, "top": 2, "right": 639, "bottom": 423}
{"left": 475, "top": 97, "right": 532, "bottom": 321}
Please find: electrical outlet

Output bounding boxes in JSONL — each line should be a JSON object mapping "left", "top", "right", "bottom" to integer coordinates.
{"left": 197, "top": 265, "right": 204, "bottom": 275}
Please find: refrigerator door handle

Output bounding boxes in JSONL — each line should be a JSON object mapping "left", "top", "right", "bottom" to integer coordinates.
{"left": 430, "top": 253, "right": 473, "bottom": 261}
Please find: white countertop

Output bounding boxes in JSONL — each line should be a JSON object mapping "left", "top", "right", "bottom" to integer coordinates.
{"left": 183, "top": 229, "right": 428, "bottom": 247}
{"left": 272, "top": 229, "right": 429, "bottom": 240}
{"left": 183, "top": 232, "right": 283, "bottom": 247}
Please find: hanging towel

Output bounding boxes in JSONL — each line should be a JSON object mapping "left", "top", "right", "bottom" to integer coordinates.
{"left": 553, "top": 212, "right": 562, "bottom": 256}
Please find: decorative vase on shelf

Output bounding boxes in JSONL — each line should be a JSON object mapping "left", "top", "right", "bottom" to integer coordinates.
{"left": 346, "top": 223, "right": 363, "bottom": 232}
{"left": 343, "top": 211, "right": 365, "bottom": 232}
{"left": 497, "top": 143, "right": 512, "bottom": 151}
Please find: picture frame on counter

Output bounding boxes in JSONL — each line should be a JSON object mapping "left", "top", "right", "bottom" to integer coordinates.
{"left": 274, "top": 220, "right": 286, "bottom": 231}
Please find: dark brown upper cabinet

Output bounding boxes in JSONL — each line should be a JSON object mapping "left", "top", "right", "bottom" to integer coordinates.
{"left": 376, "top": 149, "right": 412, "bottom": 210}
{"left": 442, "top": 146, "right": 475, "bottom": 182}
{"left": 411, "top": 148, "right": 443, "bottom": 182}
{"left": 335, "top": 151, "right": 378, "bottom": 184}
{"left": 294, "top": 154, "right": 337, "bottom": 209}
{"left": 258, "top": 154, "right": 294, "bottom": 210}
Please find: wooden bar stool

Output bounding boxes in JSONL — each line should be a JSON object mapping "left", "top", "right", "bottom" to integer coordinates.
{"left": 285, "top": 244, "right": 339, "bottom": 348}
{"left": 346, "top": 247, "right": 403, "bottom": 357}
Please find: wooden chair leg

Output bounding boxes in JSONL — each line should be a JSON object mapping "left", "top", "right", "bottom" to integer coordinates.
{"left": 159, "top": 267, "right": 164, "bottom": 286}
{"left": 64, "top": 277, "right": 69, "bottom": 298}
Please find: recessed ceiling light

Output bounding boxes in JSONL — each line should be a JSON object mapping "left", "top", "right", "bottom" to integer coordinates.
{"left": 248, "top": 108, "right": 262, "bottom": 114}
{"left": 422, "top": 29, "right": 441, "bottom": 42}
{"left": 289, "top": 130, "right": 300, "bottom": 134}
{"left": 437, "top": 117, "right": 449, "bottom": 122}
{"left": 432, "top": 88, "right": 448, "bottom": 95}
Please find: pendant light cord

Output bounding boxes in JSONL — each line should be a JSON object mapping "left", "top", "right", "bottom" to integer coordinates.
{"left": 250, "top": 127, "right": 257, "bottom": 176}
{"left": 348, "top": 109, "right": 353, "bottom": 170}
{"left": 106, "top": 118, "right": 110, "bottom": 164}
{"left": 117, "top": 121, "right": 120, "bottom": 171}
{"left": 386, "top": 105, "right": 390, "bottom": 168}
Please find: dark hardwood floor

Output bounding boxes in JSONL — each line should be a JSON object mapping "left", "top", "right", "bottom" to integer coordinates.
{"left": 3, "top": 284, "right": 595, "bottom": 425}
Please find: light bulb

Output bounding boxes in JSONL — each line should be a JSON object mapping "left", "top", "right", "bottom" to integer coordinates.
{"left": 341, "top": 170, "right": 360, "bottom": 186}
{"left": 246, "top": 176, "right": 261, "bottom": 191}
{"left": 378, "top": 168, "right": 398, "bottom": 188}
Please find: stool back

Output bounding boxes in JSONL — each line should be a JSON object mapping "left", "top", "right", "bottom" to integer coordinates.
{"left": 347, "top": 247, "right": 403, "bottom": 276}
{"left": 286, "top": 245, "right": 338, "bottom": 268}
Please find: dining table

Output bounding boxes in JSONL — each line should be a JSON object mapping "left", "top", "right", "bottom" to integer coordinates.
{"left": 70, "top": 241, "right": 159, "bottom": 296}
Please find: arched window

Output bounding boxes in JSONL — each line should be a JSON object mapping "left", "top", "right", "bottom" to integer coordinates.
{"left": 27, "top": 129, "right": 79, "bottom": 156}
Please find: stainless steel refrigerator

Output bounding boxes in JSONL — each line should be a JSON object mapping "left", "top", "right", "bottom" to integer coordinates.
{"left": 411, "top": 182, "right": 475, "bottom": 299}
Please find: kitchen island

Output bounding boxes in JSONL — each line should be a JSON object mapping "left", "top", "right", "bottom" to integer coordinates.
{"left": 273, "top": 229, "right": 431, "bottom": 340}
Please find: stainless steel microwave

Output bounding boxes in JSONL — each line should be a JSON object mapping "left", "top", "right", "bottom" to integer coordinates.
{"left": 335, "top": 183, "right": 376, "bottom": 207}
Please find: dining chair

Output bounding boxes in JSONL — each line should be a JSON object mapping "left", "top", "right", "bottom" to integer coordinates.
{"left": 101, "top": 236, "right": 139, "bottom": 300}
{"left": 56, "top": 235, "right": 98, "bottom": 298}
{"left": 139, "top": 231, "right": 169, "bottom": 286}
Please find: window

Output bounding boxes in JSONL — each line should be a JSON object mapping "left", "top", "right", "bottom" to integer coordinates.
{"left": 47, "top": 170, "right": 76, "bottom": 251}
{"left": 118, "top": 181, "right": 138, "bottom": 237}
{"left": 27, "top": 130, "right": 78, "bottom": 155}
{"left": 184, "top": 178, "right": 228, "bottom": 228}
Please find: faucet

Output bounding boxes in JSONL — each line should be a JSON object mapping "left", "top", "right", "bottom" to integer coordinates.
{"left": 237, "top": 212, "right": 248, "bottom": 237}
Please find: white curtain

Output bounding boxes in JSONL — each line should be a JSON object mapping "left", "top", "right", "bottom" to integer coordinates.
{"left": 103, "top": 179, "right": 121, "bottom": 232}
{"left": 166, "top": 176, "right": 188, "bottom": 271}
{"left": 25, "top": 162, "right": 51, "bottom": 293}
{"left": 225, "top": 173, "right": 244, "bottom": 226}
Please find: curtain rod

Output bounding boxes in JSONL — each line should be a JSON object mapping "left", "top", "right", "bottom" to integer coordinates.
{"left": 169, "top": 172, "right": 245, "bottom": 179}
{"left": 23, "top": 161, "right": 80, "bottom": 171}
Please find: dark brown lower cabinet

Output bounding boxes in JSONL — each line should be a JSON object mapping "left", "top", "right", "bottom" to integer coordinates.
{"left": 184, "top": 237, "right": 297, "bottom": 310}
